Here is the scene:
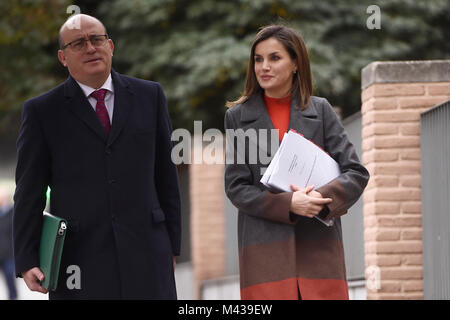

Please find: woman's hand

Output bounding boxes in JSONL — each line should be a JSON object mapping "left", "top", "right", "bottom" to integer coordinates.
{"left": 289, "top": 184, "right": 332, "bottom": 218}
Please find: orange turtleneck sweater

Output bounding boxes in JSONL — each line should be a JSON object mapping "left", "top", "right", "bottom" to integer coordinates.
{"left": 264, "top": 94, "right": 291, "bottom": 141}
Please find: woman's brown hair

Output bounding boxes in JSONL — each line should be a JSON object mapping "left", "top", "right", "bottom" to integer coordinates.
{"left": 227, "top": 25, "right": 313, "bottom": 109}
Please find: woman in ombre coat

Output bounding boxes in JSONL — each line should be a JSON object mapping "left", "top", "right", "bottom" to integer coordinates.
{"left": 224, "top": 25, "right": 369, "bottom": 300}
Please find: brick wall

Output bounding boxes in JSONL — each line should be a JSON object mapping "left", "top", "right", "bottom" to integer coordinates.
{"left": 361, "top": 61, "right": 450, "bottom": 299}
{"left": 190, "top": 144, "right": 226, "bottom": 299}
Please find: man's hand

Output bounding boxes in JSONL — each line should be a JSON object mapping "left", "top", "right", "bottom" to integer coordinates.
{"left": 289, "top": 184, "right": 332, "bottom": 218}
{"left": 21, "top": 267, "right": 48, "bottom": 294}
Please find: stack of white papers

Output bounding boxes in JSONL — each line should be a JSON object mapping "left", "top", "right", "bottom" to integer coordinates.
{"left": 260, "top": 130, "right": 340, "bottom": 226}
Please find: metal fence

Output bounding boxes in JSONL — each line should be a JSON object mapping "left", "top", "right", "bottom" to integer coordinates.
{"left": 421, "top": 99, "right": 450, "bottom": 299}
{"left": 341, "top": 111, "right": 366, "bottom": 283}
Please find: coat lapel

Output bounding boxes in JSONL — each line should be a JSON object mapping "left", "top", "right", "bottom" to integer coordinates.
{"left": 240, "top": 93, "right": 274, "bottom": 131}
{"left": 107, "top": 70, "right": 134, "bottom": 147}
{"left": 63, "top": 70, "right": 135, "bottom": 146}
{"left": 240, "top": 93, "right": 322, "bottom": 160}
{"left": 240, "top": 93, "right": 277, "bottom": 160}
{"left": 288, "top": 96, "right": 321, "bottom": 141}
{"left": 64, "top": 76, "right": 108, "bottom": 142}
{"left": 241, "top": 93, "right": 321, "bottom": 141}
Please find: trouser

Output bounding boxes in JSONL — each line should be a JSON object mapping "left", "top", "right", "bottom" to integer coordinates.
{"left": 0, "top": 258, "right": 18, "bottom": 300}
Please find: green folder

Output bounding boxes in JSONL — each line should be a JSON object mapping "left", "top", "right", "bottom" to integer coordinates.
{"left": 39, "top": 212, "right": 67, "bottom": 291}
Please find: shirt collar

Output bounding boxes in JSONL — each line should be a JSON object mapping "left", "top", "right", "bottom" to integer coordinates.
{"left": 76, "top": 73, "right": 114, "bottom": 98}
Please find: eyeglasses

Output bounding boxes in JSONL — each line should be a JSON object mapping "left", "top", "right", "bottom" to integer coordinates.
{"left": 61, "top": 34, "right": 109, "bottom": 51}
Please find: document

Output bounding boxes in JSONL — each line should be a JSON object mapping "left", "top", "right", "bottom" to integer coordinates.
{"left": 261, "top": 130, "right": 340, "bottom": 226}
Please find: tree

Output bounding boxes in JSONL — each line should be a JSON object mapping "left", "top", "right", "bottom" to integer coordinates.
{"left": 0, "top": 0, "right": 70, "bottom": 138}
{"left": 99, "top": 0, "right": 450, "bottom": 131}
{"left": 2, "top": 0, "right": 449, "bottom": 136}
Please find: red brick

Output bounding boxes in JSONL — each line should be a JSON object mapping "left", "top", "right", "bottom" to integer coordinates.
{"left": 399, "top": 123, "right": 420, "bottom": 136}
{"left": 402, "top": 280, "right": 423, "bottom": 292}
{"left": 378, "top": 281, "right": 402, "bottom": 293}
{"left": 376, "top": 255, "right": 402, "bottom": 266}
{"left": 376, "top": 230, "right": 401, "bottom": 241}
{"left": 373, "top": 202, "right": 401, "bottom": 215}
{"left": 372, "top": 84, "right": 425, "bottom": 97}
{"left": 364, "top": 242, "right": 377, "bottom": 254}
{"left": 362, "top": 97, "right": 398, "bottom": 112}
{"left": 401, "top": 202, "right": 422, "bottom": 214}
{"left": 364, "top": 253, "right": 377, "bottom": 263}
{"left": 371, "top": 216, "right": 395, "bottom": 227}
{"left": 368, "top": 292, "right": 407, "bottom": 300}
{"left": 375, "top": 216, "right": 422, "bottom": 227}
{"left": 363, "top": 189, "right": 376, "bottom": 202}
{"left": 362, "top": 86, "right": 375, "bottom": 103}
{"left": 371, "top": 176, "right": 399, "bottom": 188}
{"left": 371, "top": 162, "right": 421, "bottom": 175}
{"left": 381, "top": 266, "right": 423, "bottom": 279}
{"left": 363, "top": 205, "right": 376, "bottom": 218}
{"left": 362, "top": 137, "right": 375, "bottom": 152}
{"left": 376, "top": 241, "right": 422, "bottom": 254}
{"left": 399, "top": 149, "right": 421, "bottom": 160}
{"left": 401, "top": 230, "right": 422, "bottom": 240}
{"left": 403, "top": 293, "right": 424, "bottom": 300}
{"left": 427, "top": 83, "right": 450, "bottom": 96}
{"left": 362, "top": 111, "right": 375, "bottom": 126}
{"left": 399, "top": 96, "right": 446, "bottom": 109}
{"left": 374, "top": 136, "right": 420, "bottom": 149}
{"left": 400, "top": 176, "right": 421, "bottom": 188}
{"left": 396, "top": 216, "right": 422, "bottom": 227}
{"left": 373, "top": 111, "right": 420, "bottom": 123}
{"left": 190, "top": 162, "right": 226, "bottom": 299}
{"left": 374, "top": 189, "right": 421, "bottom": 202}
{"left": 362, "top": 123, "right": 398, "bottom": 138}
{"left": 402, "top": 254, "right": 423, "bottom": 266}
{"left": 363, "top": 150, "right": 399, "bottom": 163}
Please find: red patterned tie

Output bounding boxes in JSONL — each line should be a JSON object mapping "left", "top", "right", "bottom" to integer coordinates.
{"left": 91, "top": 89, "right": 111, "bottom": 135}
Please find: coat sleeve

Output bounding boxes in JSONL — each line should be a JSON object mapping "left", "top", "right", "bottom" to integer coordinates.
{"left": 315, "top": 98, "right": 370, "bottom": 219}
{"left": 154, "top": 83, "right": 182, "bottom": 256}
{"left": 13, "top": 100, "right": 51, "bottom": 276}
{"left": 224, "top": 109, "right": 296, "bottom": 225}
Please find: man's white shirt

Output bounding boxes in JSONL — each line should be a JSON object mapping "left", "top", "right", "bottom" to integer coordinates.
{"left": 76, "top": 73, "right": 114, "bottom": 123}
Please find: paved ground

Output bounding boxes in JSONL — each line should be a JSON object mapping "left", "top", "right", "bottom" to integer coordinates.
{"left": 0, "top": 263, "right": 194, "bottom": 300}
{"left": 0, "top": 275, "right": 48, "bottom": 300}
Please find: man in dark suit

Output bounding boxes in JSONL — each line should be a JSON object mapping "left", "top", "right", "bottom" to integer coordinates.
{"left": 13, "top": 14, "right": 181, "bottom": 299}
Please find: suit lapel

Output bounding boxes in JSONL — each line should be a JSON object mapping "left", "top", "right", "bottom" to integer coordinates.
{"left": 63, "top": 71, "right": 135, "bottom": 146}
{"left": 289, "top": 96, "right": 321, "bottom": 141}
{"left": 107, "top": 70, "right": 134, "bottom": 147}
{"left": 64, "top": 76, "right": 108, "bottom": 142}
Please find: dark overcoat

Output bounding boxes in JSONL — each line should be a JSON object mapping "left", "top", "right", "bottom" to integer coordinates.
{"left": 13, "top": 70, "right": 181, "bottom": 299}
{"left": 224, "top": 93, "right": 369, "bottom": 300}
